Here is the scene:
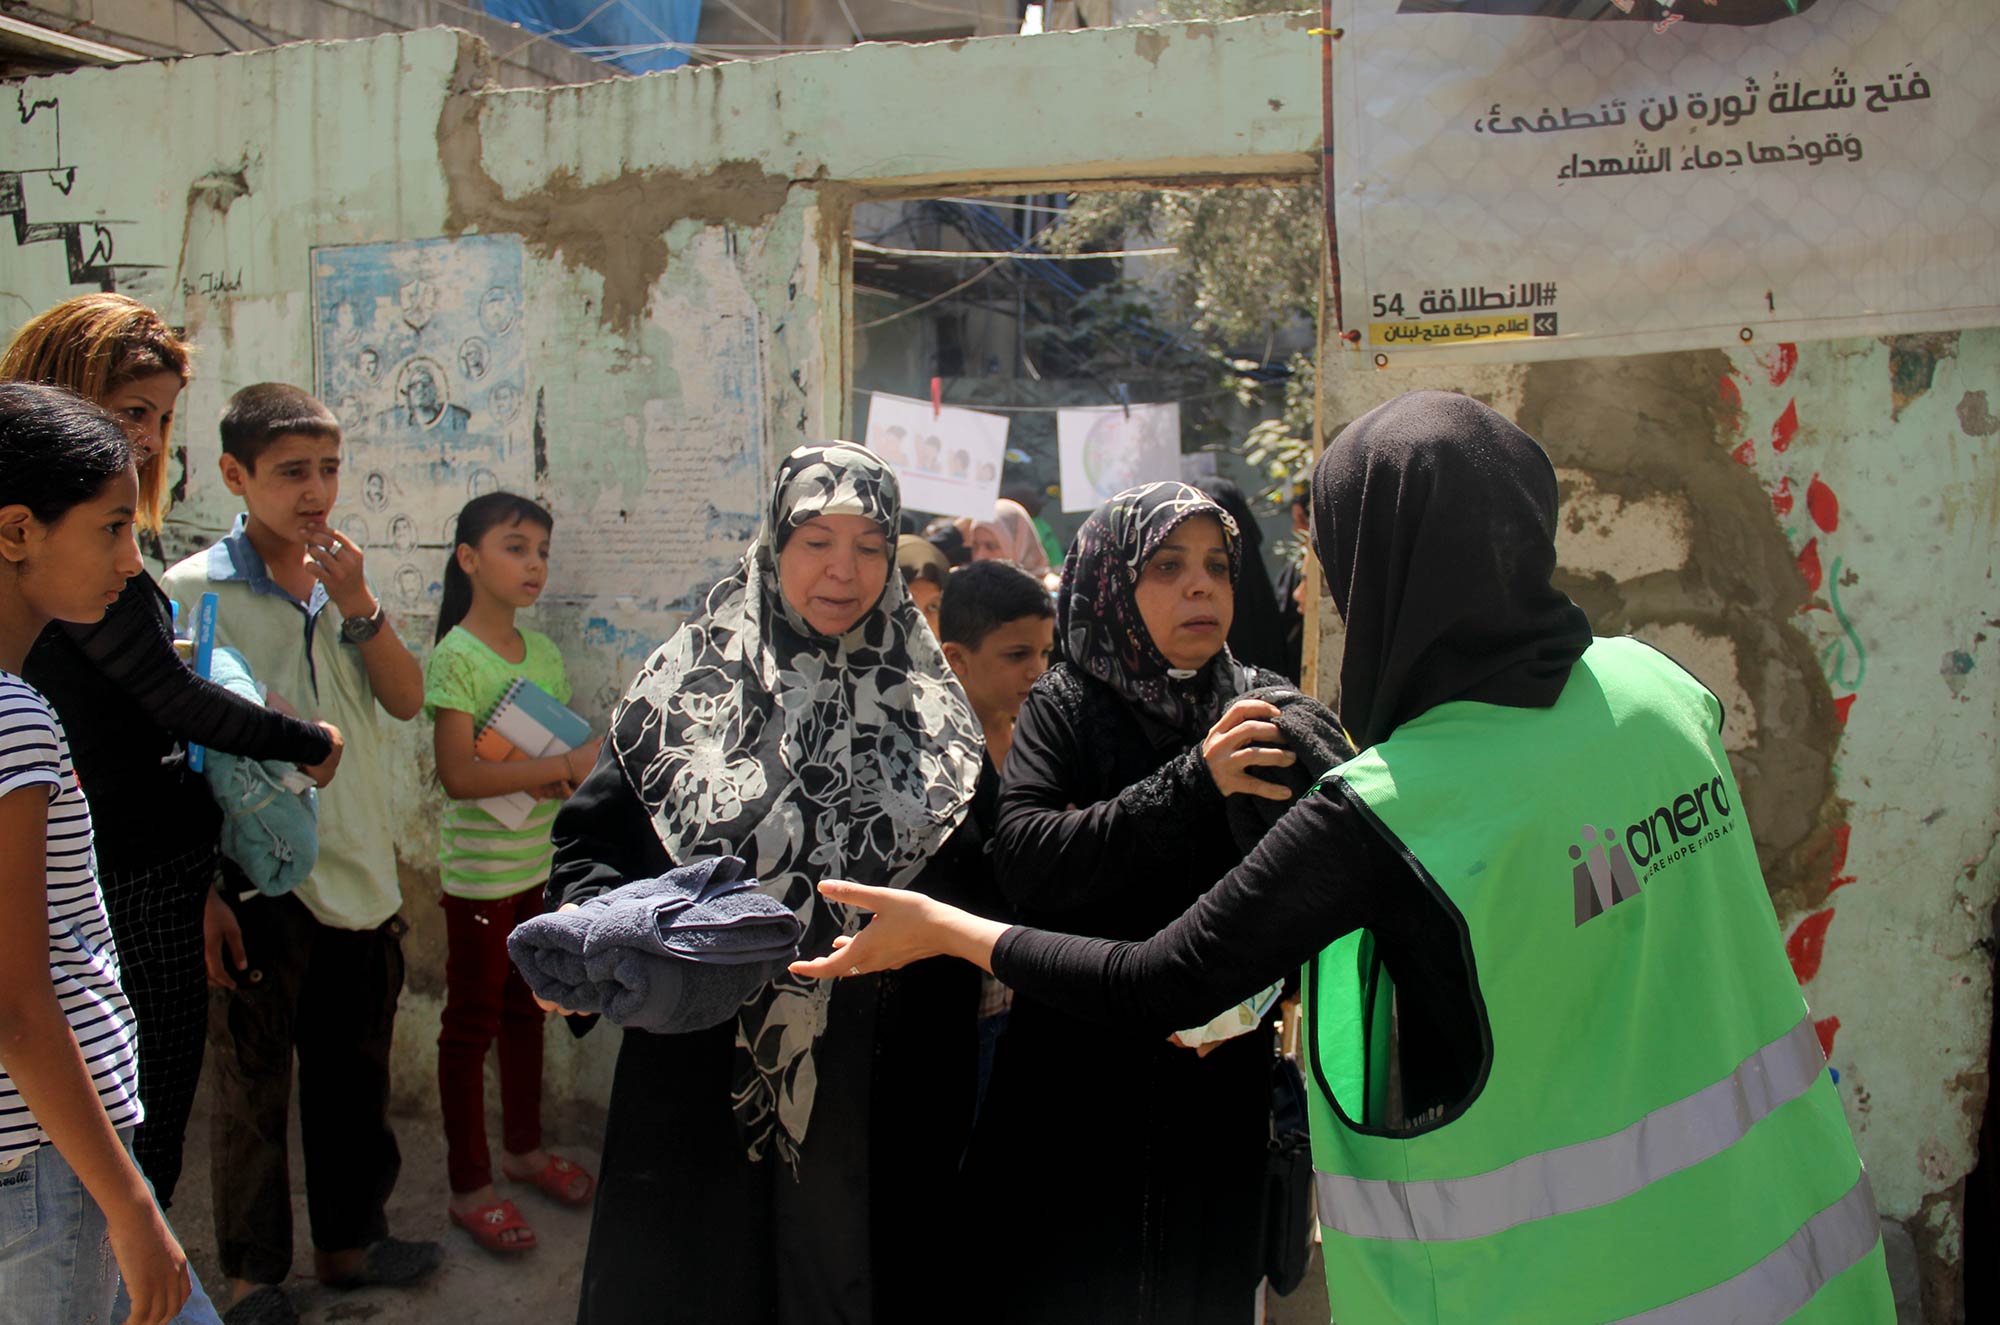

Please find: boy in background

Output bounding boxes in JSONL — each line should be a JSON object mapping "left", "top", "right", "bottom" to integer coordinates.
{"left": 162, "top": 385, "right": 434, "bottom": 1325}
{"left": 939, "top": 559, "right": 1054, "bottom": 774}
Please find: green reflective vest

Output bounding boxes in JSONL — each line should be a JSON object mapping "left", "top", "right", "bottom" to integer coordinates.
{"left": 1305, "top": 637, "right": 1893, "bottom": 1324}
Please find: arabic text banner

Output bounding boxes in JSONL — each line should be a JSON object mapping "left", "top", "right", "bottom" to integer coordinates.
{"left": 1331, "top": 0, "right": 2000, "bottom": 368}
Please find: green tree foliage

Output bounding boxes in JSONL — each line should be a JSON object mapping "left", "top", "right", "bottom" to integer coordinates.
{"left": 1040, "top": 4, "right": 1321, "bottom": 505}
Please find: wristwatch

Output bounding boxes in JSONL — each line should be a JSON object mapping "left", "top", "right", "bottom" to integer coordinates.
{"left": 339, "top": 603, "right": 387, "bottom": 644}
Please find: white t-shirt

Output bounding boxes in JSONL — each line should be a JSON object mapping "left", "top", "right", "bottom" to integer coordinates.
{"left": 0, "top": 672, "right": 142, "bottom": 1161}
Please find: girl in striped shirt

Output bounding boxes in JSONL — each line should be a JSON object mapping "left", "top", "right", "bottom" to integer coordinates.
{"left": 424, "top": 492, "right": 599, "bottom": 1256}
{"left": 0, "top": 382, "right": 204, "bottom": 1324}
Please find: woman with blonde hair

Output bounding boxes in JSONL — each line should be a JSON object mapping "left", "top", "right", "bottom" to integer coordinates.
{"left": 3, "top": 294, "right": 341, "bottom": 1207}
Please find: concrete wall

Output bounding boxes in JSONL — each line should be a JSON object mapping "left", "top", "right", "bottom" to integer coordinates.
{"left": 0, "top": 13, "right": 1991, "bottom": 1314}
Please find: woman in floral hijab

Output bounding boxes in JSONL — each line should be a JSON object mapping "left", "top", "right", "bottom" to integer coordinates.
{"left": 549, "top": 442, "right": 989, "bottom": 1324}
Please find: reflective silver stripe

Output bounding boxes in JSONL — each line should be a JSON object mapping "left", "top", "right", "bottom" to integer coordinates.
{"left": 1315, "top": 1015, "right": 1827, "bottom": 1243}
{"left": 1611, "top": 1169, "right": 1881, "bottom": 1324}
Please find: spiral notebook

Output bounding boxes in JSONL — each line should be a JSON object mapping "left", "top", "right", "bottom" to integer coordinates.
{"left": 472, "top": 679, "right": 591, "bottom": 830}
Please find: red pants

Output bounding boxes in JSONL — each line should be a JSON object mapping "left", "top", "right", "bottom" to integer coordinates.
{"left": 437, "top": 887, "right": 546, "bottom": 1194}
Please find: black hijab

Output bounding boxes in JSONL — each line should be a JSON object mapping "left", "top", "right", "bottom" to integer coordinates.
{"left": 1311, "top": 390, "right": 1593, "bottom": 749}
{"left": 1193, "top": 476, "right": 1288, "bottom": 674}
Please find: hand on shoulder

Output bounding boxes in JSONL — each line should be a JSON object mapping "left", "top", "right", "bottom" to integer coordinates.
{"left": 1202, "top": 698, "right": 1295, "bottom": 801}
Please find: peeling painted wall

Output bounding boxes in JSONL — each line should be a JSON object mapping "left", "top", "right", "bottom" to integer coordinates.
{"left": 1, "top": 13, "right": 1991, "bottom": 1315}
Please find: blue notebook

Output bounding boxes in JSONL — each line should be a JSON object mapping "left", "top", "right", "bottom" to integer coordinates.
{"left": 473, "top": 679, "right": 593, "bottom": 829}
{"left": 486, "top": 678, "right": 591, "bottom": 756}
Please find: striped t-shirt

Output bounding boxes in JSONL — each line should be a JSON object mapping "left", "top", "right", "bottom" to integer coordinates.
{"left": 423, "top": 626, "right": 572, "bottom": 901}
{"left": 0, "top": 673, "right": 142, "bottom": 1161}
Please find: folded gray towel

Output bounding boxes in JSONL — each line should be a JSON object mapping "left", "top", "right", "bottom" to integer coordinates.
{"left": 1225, "top": 686, "right": 1358, "bottom": 855}
{"left": 507, "top": 856, "right": 803, "bottom": 1035}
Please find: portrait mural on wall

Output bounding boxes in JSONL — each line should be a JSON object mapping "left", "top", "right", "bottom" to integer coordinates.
{"left": 311, "top": 234, "right": 530, "bottom": 617}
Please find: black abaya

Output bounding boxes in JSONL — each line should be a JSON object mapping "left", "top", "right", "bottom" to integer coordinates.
{"left": 967, "top": 662, "right": 1283, "bottom": 1325}
{"left": 550, "top": 745, "right": 994, "bottom": 1325}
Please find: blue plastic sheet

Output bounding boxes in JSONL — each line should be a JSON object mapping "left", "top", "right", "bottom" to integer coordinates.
{"left": 484, "top": 0, "right": 703, "bottom": 74}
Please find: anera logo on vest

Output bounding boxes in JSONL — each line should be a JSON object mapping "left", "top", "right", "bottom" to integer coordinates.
{"left": 1571, "top": 776, "right": 1736, "bottom": 926}
{"left": 1570, "top": 825, "right": 1643, "bottom": 925}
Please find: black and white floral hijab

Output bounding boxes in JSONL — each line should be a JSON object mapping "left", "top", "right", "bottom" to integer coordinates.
{"left": 609, "top": 441, "right": 983, "bottom": 1164}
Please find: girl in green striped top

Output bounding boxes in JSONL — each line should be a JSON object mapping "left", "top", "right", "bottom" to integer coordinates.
{"left": 424, "top": 493, "right": 599, "bottom": 1257}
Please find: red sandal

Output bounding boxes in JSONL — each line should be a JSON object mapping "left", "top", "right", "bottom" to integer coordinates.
{"left": 512, "top": 1154, "right": 595, "bottom": 1208}
{"left": 449, "top": 1199, "right": 538, "bottom": 1255}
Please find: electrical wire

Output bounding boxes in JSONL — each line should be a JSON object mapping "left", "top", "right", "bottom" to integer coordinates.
{"left": 884, "top": 0, "right": 994, "bottom": 20}
{"left": 855, "top": 385, "right": 1248, "bottom": 413}
{"left": 206, "top": 0, "right": 279, "bottom": 45}
{"left": 706, "top": 0, "right": 783, "bottom": 42}
{"left": 833, "top": 0, "right": 867, "bottom": 44}
{"left": 932, "top": 196, "right": 1074, "bottom": 215}
{"left": 857, "top": 258, "right": 1008, "bottom": 329}
{"left": 175, "top": 0, "right": 239, "bottom": 51}
{"left": 407, "top": 0, "right": 640, "bottom": 70}
{"left": 498, "top": 0, "right": 625, "bottom": 63}
{"left": 855, "top": 240, "right": 1177, "bottom": 261}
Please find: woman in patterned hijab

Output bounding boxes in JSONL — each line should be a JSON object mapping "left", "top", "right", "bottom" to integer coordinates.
{"left": 551, "top": 441, "right": 987, "bottom": 1323}
{"left": 945, "top": 481, "right": 1297, "bottom": 1325}
{"left": 1056, "top": 480, "right": 1259, "bottom": 747}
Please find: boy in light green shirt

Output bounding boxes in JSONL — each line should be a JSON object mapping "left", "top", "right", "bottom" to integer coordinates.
{"left": 162, "top": 384, "right": 438, "bottom": 1321}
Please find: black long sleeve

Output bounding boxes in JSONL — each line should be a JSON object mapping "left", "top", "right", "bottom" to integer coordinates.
{"left": 24, "top": 571, "right": 334, "bottom": 875}
{"left": 991, "top": 784, "right": 1485, "bottom": 1109}
{"left": 47, "top": 572, "right": 331, "bottom": 764}
{"left": 546, "top": 741, "right": 675, "bottom": 1038}
{"left": 993, "top": 679, "right": 1229, "bottom": 916}
{"left": 549, "top": 738, "right": 675, "bottom": 910}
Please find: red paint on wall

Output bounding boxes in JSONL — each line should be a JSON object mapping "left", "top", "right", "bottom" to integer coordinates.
{"left": 1768, "top": 343, "right": 1799, "bottom": 386}
{"left": 1786, "top": 909, "right": 1837, "bottom": 984}
{"left": 1826, "top": 823, "right": 1856, "bottom": 893}
{"left": 1807, "top": 473, "right": 1839, "bottom": 533}
{"left": 1771, "top": 399, "right": 1800, "bottom": 452}
{"left": 1814, "top": 1016, "right": 1841, "bottom": 1058}
{"left": 1771, "top": 476, "right": 1794, "bottom": 517}
{"left": 1832, "top": 693, "right": 1857, "bottom": 725}
{"left": 1718, "top": 374, "right": 1744, "bottom": 432}
{"left": 1797, "top": 537, "right": 1822, "bottom": 592}
{"left": 1733, "top": 439, "right": 1756, "bottom": 466}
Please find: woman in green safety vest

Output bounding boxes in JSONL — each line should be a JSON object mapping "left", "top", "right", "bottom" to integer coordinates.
{"left": 794, "top": 390, "right": 1894, "bottom": 1324}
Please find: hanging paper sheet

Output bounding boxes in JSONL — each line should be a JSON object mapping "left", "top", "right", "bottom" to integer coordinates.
{"left": 1328, "top": 0, "right": 2000, "bottom": 368}
{"left": 1056, "top": 403, "right": 1182, "bottom": 513}
{"left": 861, "top": 392, "right": 1010, "bottom": 522}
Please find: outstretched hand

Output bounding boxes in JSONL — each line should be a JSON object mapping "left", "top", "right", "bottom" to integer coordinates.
{"left": 788, "top": 881, "right": 1008, "bottom": 980}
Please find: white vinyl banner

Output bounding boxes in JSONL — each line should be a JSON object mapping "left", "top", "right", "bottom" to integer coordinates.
{"left": 1330, "top": 0, "right": 2000, "bottom": 368}
{"left": 1057, "top": 404, "right": 1183, "bottom": 513}
{"left": 861, "top": 392, "right": 1009, "bottom": 522}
